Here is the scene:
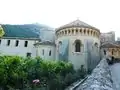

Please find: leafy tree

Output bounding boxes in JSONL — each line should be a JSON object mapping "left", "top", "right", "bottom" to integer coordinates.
{"left": 0, "top": 26, "right": 5, "bottom": 37}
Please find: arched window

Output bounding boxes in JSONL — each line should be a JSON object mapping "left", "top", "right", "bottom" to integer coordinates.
{"left": 75, "top": 40, "right": 81, "bottom": 52}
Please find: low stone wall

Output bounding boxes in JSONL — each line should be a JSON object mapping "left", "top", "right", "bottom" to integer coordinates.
{"left": 77, "top": 59, "right": 113, "bottom": 90}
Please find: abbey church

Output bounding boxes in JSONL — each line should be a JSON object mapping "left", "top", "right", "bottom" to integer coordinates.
{"left": 0, "top": 19, "right": 118, "bottom": 70}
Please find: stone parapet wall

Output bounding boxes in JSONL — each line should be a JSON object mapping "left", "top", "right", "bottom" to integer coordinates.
{"left": 77, "top": 59, "right": 113, "bottom": 90}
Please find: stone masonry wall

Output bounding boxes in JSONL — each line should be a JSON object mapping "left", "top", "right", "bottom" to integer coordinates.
{"left": 76, "top": 59, "right": 113, "bottom": 90}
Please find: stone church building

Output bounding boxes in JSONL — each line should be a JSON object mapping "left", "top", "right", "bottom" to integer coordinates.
{"left": 0, "top": 19, "right": 104, "bottom": 70}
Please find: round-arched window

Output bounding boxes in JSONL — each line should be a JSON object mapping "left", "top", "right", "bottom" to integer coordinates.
{"left": 74, "top": 40, "right": 81, "bottom": 52}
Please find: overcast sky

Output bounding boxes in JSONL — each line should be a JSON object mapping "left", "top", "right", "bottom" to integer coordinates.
{"left": 0, "top": 0, "right": 120, "bottom": 39}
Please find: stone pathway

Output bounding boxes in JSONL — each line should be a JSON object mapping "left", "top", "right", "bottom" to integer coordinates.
{"left": 75, "top": 59, "right": 113, "bottom": 90}
{"left": 110, "top": 63, "right": 120, "bottom": 90}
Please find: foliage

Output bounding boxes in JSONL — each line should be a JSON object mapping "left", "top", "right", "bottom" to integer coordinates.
{"left": 0, "top": 56, "right": 87, "bottom": 90}
{"left": 0, "top": 27, "right": 5, "bottom": 37}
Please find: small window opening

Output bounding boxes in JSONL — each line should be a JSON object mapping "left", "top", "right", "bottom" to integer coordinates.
{"left": 7, "top": 40, "right": 10, "bottom": 46}
{"left": 26, "top": 52, "right": 31, "bottom": 57}
{"left": 24, "top": 41, "right": 28, "bottom": 47}
{"left": 49, "top": 50, "right": 51, "bottom": 56}
{"left": 75, "top": 40, "right": 81, "bottom": 52}
{"left": 15, "top": 40, "right": 19, "bottom": 47}
{"left": 0, "top": 40, "right": 1, "bottom": 44}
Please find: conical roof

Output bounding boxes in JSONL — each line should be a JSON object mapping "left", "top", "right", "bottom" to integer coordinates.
{"left": 56, "top": 19, "right": 99, "bottom": 31}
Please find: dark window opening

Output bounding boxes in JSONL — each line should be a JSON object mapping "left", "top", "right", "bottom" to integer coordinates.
{"left": 24, "top": 41, "right": 28, "bottom": 47}
{"left": 84, "top": 30, "right": 86, "bottom": 34}
{"left": 15, "top": 40, "right": 19, "bottom": 47}
{"left": 0, "top": 40, "right": 1, "bottom": 44}
{"left": 112, "top": 50, "right": 114, "bottom": 55}
{"left": 49, "top": 50, "right": 51, "bottom": 56}
{"left": 26, "top": 52, "right": 31, "bottom": 57}
{"left": 7, "top": 40, "right": 10, "bottom": 46}
{"left": 75, "top": 40, "right": 81, "bottom": 52}
{"left": 76, "top": 30, "right": 78, "bottom": 33}
{"left": 104, "top": 50, "right": 106, "bottom": 55}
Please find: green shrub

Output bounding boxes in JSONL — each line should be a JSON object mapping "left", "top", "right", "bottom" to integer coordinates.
{"left": 0, "top": 56, "right": 87, "bottom": 90}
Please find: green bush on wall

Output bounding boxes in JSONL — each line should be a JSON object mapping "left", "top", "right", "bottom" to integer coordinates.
{"left": 0, "top": 56, "right": 87, "bottom": 90}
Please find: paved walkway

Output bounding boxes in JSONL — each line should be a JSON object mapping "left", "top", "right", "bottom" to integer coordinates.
{"left": 110, "top": 63, "right": 120, "bottom": 90}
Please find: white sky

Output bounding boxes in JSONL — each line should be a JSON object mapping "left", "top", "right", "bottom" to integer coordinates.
{"left": 0, "top": 0, "right": 120, "bottom": 39}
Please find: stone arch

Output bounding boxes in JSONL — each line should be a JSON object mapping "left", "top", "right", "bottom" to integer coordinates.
{"left": 76, "top": 29, "right": 78, "bottom": 33}
{"left": 84, "top": 29, "right": 86, "bottom": 34}
{"left": 74, "top": 40, "right": 81, "bottom": 52}
{"left": 80, "top": 29, "right": 82, "bottom": 33}
{"left": 62, "top": 31, "right": 64, "bottom": 35}
{"left": 91, "top": 30, "right": 93, "bottom": 35}
{"left": 72, "top": 29, "right": 74, "bottom": 34}
{"left": 68, "top": 29, "right": 71, "bottom": 34}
